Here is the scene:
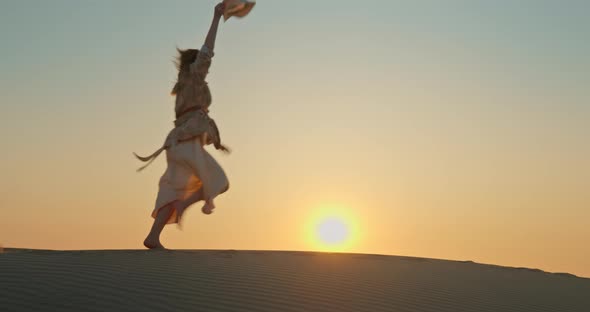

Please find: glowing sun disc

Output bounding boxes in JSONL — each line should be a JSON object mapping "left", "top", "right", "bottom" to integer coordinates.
{"left": 305, "top": 205, "right": 360, "bottom": 252}
{"left": 317, "top": 217, "right": 349, "bottom": 245}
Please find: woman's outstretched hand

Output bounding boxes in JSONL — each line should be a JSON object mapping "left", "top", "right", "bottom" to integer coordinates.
{"left": 214, "top": 2, "right": 225, "bottom": 19}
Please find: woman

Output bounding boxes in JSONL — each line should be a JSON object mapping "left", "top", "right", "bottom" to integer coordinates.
{"left": 135, "top": 2, "right": 230, "bottom": 249}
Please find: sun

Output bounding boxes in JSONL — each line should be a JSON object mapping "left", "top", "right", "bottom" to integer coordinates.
{"left": 317, "top": 217, "right": 349, "bottom": 245}
{"left": 305, "top": 205, "right": 360, "bottom": 252}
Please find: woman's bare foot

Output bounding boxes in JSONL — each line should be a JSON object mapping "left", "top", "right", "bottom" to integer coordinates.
{"left": 202, "top": 200, "right": 216, "bottom": 215}
{"left": 143, "top": 237, "right": 166, "bottom": 250}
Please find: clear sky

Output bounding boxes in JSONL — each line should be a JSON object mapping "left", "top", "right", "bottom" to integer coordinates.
{"left": 1, "top": 1, "right": 589, "bottom": 277}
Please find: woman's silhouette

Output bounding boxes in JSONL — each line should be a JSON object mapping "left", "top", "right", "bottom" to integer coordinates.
{"left": 135, "top": 2, "right": 230, "bottom": 249}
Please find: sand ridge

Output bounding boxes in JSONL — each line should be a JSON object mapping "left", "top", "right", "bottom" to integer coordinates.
{"left": 1, "top": 249, "right": 589, "bottom": 312}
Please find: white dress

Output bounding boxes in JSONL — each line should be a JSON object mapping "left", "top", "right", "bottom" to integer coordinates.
{"left": 135, "top": 45, "right": 229, "bottom": 224}
{"left": 154, "top": 136, "right": 229, "bottom": 224}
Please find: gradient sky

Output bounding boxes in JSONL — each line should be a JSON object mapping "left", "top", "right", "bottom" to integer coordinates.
{"left": 1, "top": 0, "right": 589, "bottom": 277}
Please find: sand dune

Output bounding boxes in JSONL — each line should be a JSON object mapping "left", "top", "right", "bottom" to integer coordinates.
{"left": 1, "top": 249, "right": 588, "bottom": 312}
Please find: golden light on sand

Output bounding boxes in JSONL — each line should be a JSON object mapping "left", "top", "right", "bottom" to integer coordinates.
{"left": 305, "top": 205, "right": 360, "bottom": 252}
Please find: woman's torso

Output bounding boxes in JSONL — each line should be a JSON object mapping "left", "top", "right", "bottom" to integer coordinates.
{"left": 175, "top": 76, "right": 212, "bottom": 118}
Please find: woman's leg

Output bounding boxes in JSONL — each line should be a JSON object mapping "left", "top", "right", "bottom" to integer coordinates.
{"left": 144, "top": 203, "right": 175, "bottom": 249}
{"left": 182, "top": 142, "right": 227, "bottom": 215}
{"left": 144, "top": 189, "right": 205, "bottom": 249}
{"left": 175, "top": 189, "right": 205, "bottom": 223}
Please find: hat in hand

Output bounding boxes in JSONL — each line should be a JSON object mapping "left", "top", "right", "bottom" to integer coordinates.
{"left": 223, "top": 0, "right": 256, "bottom": 21}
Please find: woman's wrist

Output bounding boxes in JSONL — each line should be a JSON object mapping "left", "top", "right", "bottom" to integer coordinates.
{"left": 213, "top": 2, "right": 225, "bottom": 20}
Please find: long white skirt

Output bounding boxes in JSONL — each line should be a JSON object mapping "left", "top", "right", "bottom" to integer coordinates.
{"left": 153, "top": 137, "right": 229, "bottom": 224}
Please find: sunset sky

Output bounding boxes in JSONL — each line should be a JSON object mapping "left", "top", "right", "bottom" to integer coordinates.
{"left": 1, "top": 0, "right": 588, "bottom": 277}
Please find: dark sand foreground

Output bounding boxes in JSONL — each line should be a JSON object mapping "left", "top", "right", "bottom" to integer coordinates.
{"left": 1, "top": 249, "right": 588, "bottom": 312}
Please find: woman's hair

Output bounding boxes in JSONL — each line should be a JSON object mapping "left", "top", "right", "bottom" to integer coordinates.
{"left": 171, "top": 48, "right": 199, "bottom": 95}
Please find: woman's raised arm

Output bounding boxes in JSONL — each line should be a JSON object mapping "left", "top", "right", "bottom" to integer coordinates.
{"left": 190, "top": 3, "right": 225, "bottom": 79}
{"left": 203, "top": 3, "right": 225, "bottom": 51}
